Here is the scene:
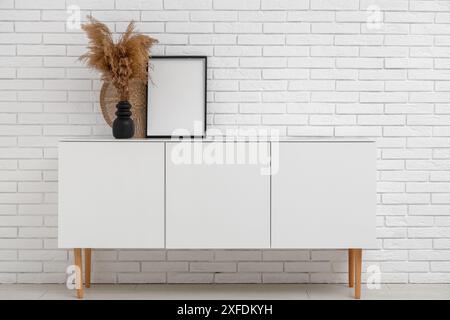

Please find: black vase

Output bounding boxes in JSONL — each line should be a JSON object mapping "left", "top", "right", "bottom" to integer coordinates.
{"left": 112, "top": 100, "right": 135, "bottom": 139}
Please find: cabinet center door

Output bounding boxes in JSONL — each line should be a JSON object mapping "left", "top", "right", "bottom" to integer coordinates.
{"left": 166, "top": 141, "right": 270, "bottom": 249}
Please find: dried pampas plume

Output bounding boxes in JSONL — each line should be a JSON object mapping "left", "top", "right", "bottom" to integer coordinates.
{"left": 80, "top": 16, "right": 157, "bottom": 101}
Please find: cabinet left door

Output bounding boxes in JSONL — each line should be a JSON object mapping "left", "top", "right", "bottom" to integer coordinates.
{"left": 58, "top": 141, "right": 165, "bottom": 248}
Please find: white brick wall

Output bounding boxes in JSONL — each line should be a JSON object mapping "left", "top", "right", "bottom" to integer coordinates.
{"left": 1, "top": 0, "right": 450, "bottom": 284}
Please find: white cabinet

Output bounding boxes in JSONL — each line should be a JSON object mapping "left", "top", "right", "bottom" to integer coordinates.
{"left": 58, "top": 141, "right": 165, "bottom": 248}
{"left": 165, "top": 142, "right": 270, "bottom": 248}
{"left": 271, "top": 142, "right": 376, "bottom": 248}
{"left": 58, "top": 139, "right": 376, "bottom": 250}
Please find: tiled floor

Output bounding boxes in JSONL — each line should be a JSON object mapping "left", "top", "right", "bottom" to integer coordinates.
{"left": 0, "top": 283, "right": 449, "bottom": 300}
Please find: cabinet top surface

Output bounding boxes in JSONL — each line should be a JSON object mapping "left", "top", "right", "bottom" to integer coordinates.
{"left": 60, "top": 137, "right": 375, "bottom": 143}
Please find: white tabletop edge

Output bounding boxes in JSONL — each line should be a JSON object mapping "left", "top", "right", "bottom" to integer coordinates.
{"left": 59, "top": 137, "right": 376, "bottom": 143}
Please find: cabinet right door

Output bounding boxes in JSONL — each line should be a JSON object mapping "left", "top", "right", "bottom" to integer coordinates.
{"left": 271, "top": 142, "right": 376, "bottom": 249}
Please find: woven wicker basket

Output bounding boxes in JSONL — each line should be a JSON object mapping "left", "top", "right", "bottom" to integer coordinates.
{"left": 99, "top": 79, "right": 147, "bottom": 138}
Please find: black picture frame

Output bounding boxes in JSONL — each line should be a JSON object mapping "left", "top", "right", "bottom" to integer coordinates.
{"left": 146, "top": 55, "right": 207, "bottom": 139}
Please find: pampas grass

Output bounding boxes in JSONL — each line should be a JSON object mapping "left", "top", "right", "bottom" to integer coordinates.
{"left": 80, "top": 16, "right": 157, "bottom": 100}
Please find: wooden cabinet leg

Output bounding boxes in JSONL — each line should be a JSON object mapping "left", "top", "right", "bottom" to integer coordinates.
{"left": 354, "top": 249, "right": 362, "bottom": 299}
{"left": 74, "top": 248, "right": 84, "bottom": 299}
{"left": 84, "top": 248, "right": 91, "bottom": 288}
{"left": 348, "top": 249, "right": 355, "bottom": 288}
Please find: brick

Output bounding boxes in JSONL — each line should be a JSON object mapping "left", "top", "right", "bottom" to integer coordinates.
{"left": 191, "top": 11, "right": 237, "bottom": 22}
{"left": 377, "top": 182, "right": 404, "bottom": 193}
{"left": 290, "top": 80, "right": 334, "bottom": 91}
{"left": 190, "top": 262, "right": 236, "bottom": 272}
{"left": 288, "top": 126, "right": 334, "bottom": 136}
{"left": 19, "top": 250, "right": 67, "bottom": 261}
{"left": 338, "top": 81, "right": 384, "bottom": 91}
{"left": 289, "top": 57, "right": 334, "bottom": 68}
{"left": 384, "top": 239, "right": 432, "bottom": 249}
{"left": 377, "top": 159, "right": 404, "bottom": 170}
{"left": 0, "top": 228, "right": 17, "bottom": 238}
{"left": 380, "top": 171, "right": 428, "bottom": 182}
{"left": 238, "top": 262, "right": 283, "bottom": 272}
{"left": 15, "top": 0, "right": 64, "bottom": 9}
{"left": 17, "top": 45, "right": 65, "bottom": 56}
{"left": 118, "top": 273, "right": 166, "bottom": 283}
{"left": 288, "top": 103, "right": 334, "bottom": 114}
{"left": 408, "top": 227, "right": 450, "bottom": 238}
{"left": 408, "top": 182, "right": 450, "bottom": 193}
{"left": 19, "top": 227, "right": 57, "bottom": 238}
{"left": 167, "top": 273, "right": 213, "bottom": 283}
{"left": 213, "top": 0, "right": 259, "bottom": 10}
{"left": 431, "top": 172, "right": 450, "bottom": 182}
{"left": 385, "top": 104, "right": 433, "bottom": 114}
{"left": 242, "top": 80, "right": 287, "bottom": 91}
{"left": 142, "top": 11, "right": 189, "bottom": 21}
{"left": 142, "top": 262, "right": 188, "bottom": 272}
{"left": 264, "top": 23, "right": 309, "bottom": 34}
{"left": 386, "top": 12, "right": 434, "bottom": 23}
{"left": 382, "top": 194, "right": 429, "bottom": 205}
{"left": 263, "top": 69, "right": 308, "bottom": 79}
{"left": 167, "top": 250, "right": 213, "bottom": 261}
{"left": 313, "top": 23, "right": 359, "bottom": 34}
{"left": 166, "top": 22, "right": 213, "bottom": 33}
{"left": 285, "top": 262, "right": 331, "bottom": 272}
{"left": 261, "top": 0, "right": 308, "bottom": 9}
{"left": 381, "top": 262, "right": 429, "bottom": 272}
{"left": 410, "top": 250, "right": 450, "bottom": 261}
{"left": 240, "top": 103, "right": 285, "bottom": 114}
{"left": 288, "top": 11, "right": 333, "bottom": 22}
{"left": 0, "top": 193, "right": 42, "bottom": 204}
{"left": 216, "top": 22, "right": 262, "bottom": 34}
{"left": 93, "top": 262, "right": 139, "bottom": 273}
{"left": 311, "top": 0, "right": 358, "bottom": 10}
{"left": 116, "top": 0, "right": 162, "bottom": 9}
{"left": 91, "top": 11, "right": 140, "bottom": 22}
{"left": 310, "top": 115, "right": 355, "bottom": 125}
{"left": 336, "top": 104, "right": 383, "bottom": 114}
{"left": 215, "top": 46, "right": 261, "bottom": 57}
{"left": 384, "top": 127, "right": 431, "bottom": 137}
{"left": 410, "top": 205, "right": 450, "bottom": 215}
{"left": 312, "top": 92, "right": 358, "bottom": 103}
{"left": 0, "top": 216, "right": 42, "bottom": 227}
{"left": 386, "top": 216, "right": 433, "bottom": 227}
{"left": 215, "top": 250, "right": 261, "bottom": 261}
{"left": 263, "top": 115, "right": 307, "bottom": 125}
{"left": 0, "top": 239, "right": 42, "bottom": 249}
{"left": 407, "top": 160, "right": 450, "bottom": 170}
{"left": 16, "top": 22, "right": 64, "bottom": 33}
{"left": 238, "top": 35, "right": 285, "bottom": 45}
{"left": 287, "top": 35, "right": 333, "bottom": 45}
{"left": 262, "top": 273, "right": 308, "bottom": 283}
{"left": 377, "top": 227, "right": 407, "bottom": 238}
{"left": 0, "top": 262, "right": 41, "bottom": 272}
{"left": 383, "top": 149, "right": 430, "bottom": 160}
{"left": 215, "top": 273, "right": 261, "bottom": 283}
{"left": 335, "top": 35, "right": 383, "bottom": 46}
{"left": 335, "top": 126, "right": 381, "bottom": 137}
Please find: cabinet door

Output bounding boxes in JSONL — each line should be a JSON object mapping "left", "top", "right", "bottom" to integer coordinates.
{"left": 58, "top": 142, "right": 165, "bottom": 248}
{"left": 166, "top": 142, "right": 270, "bottom": 248}
{"left": 272, "top": 142, "right": 376, "bottom": 249}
